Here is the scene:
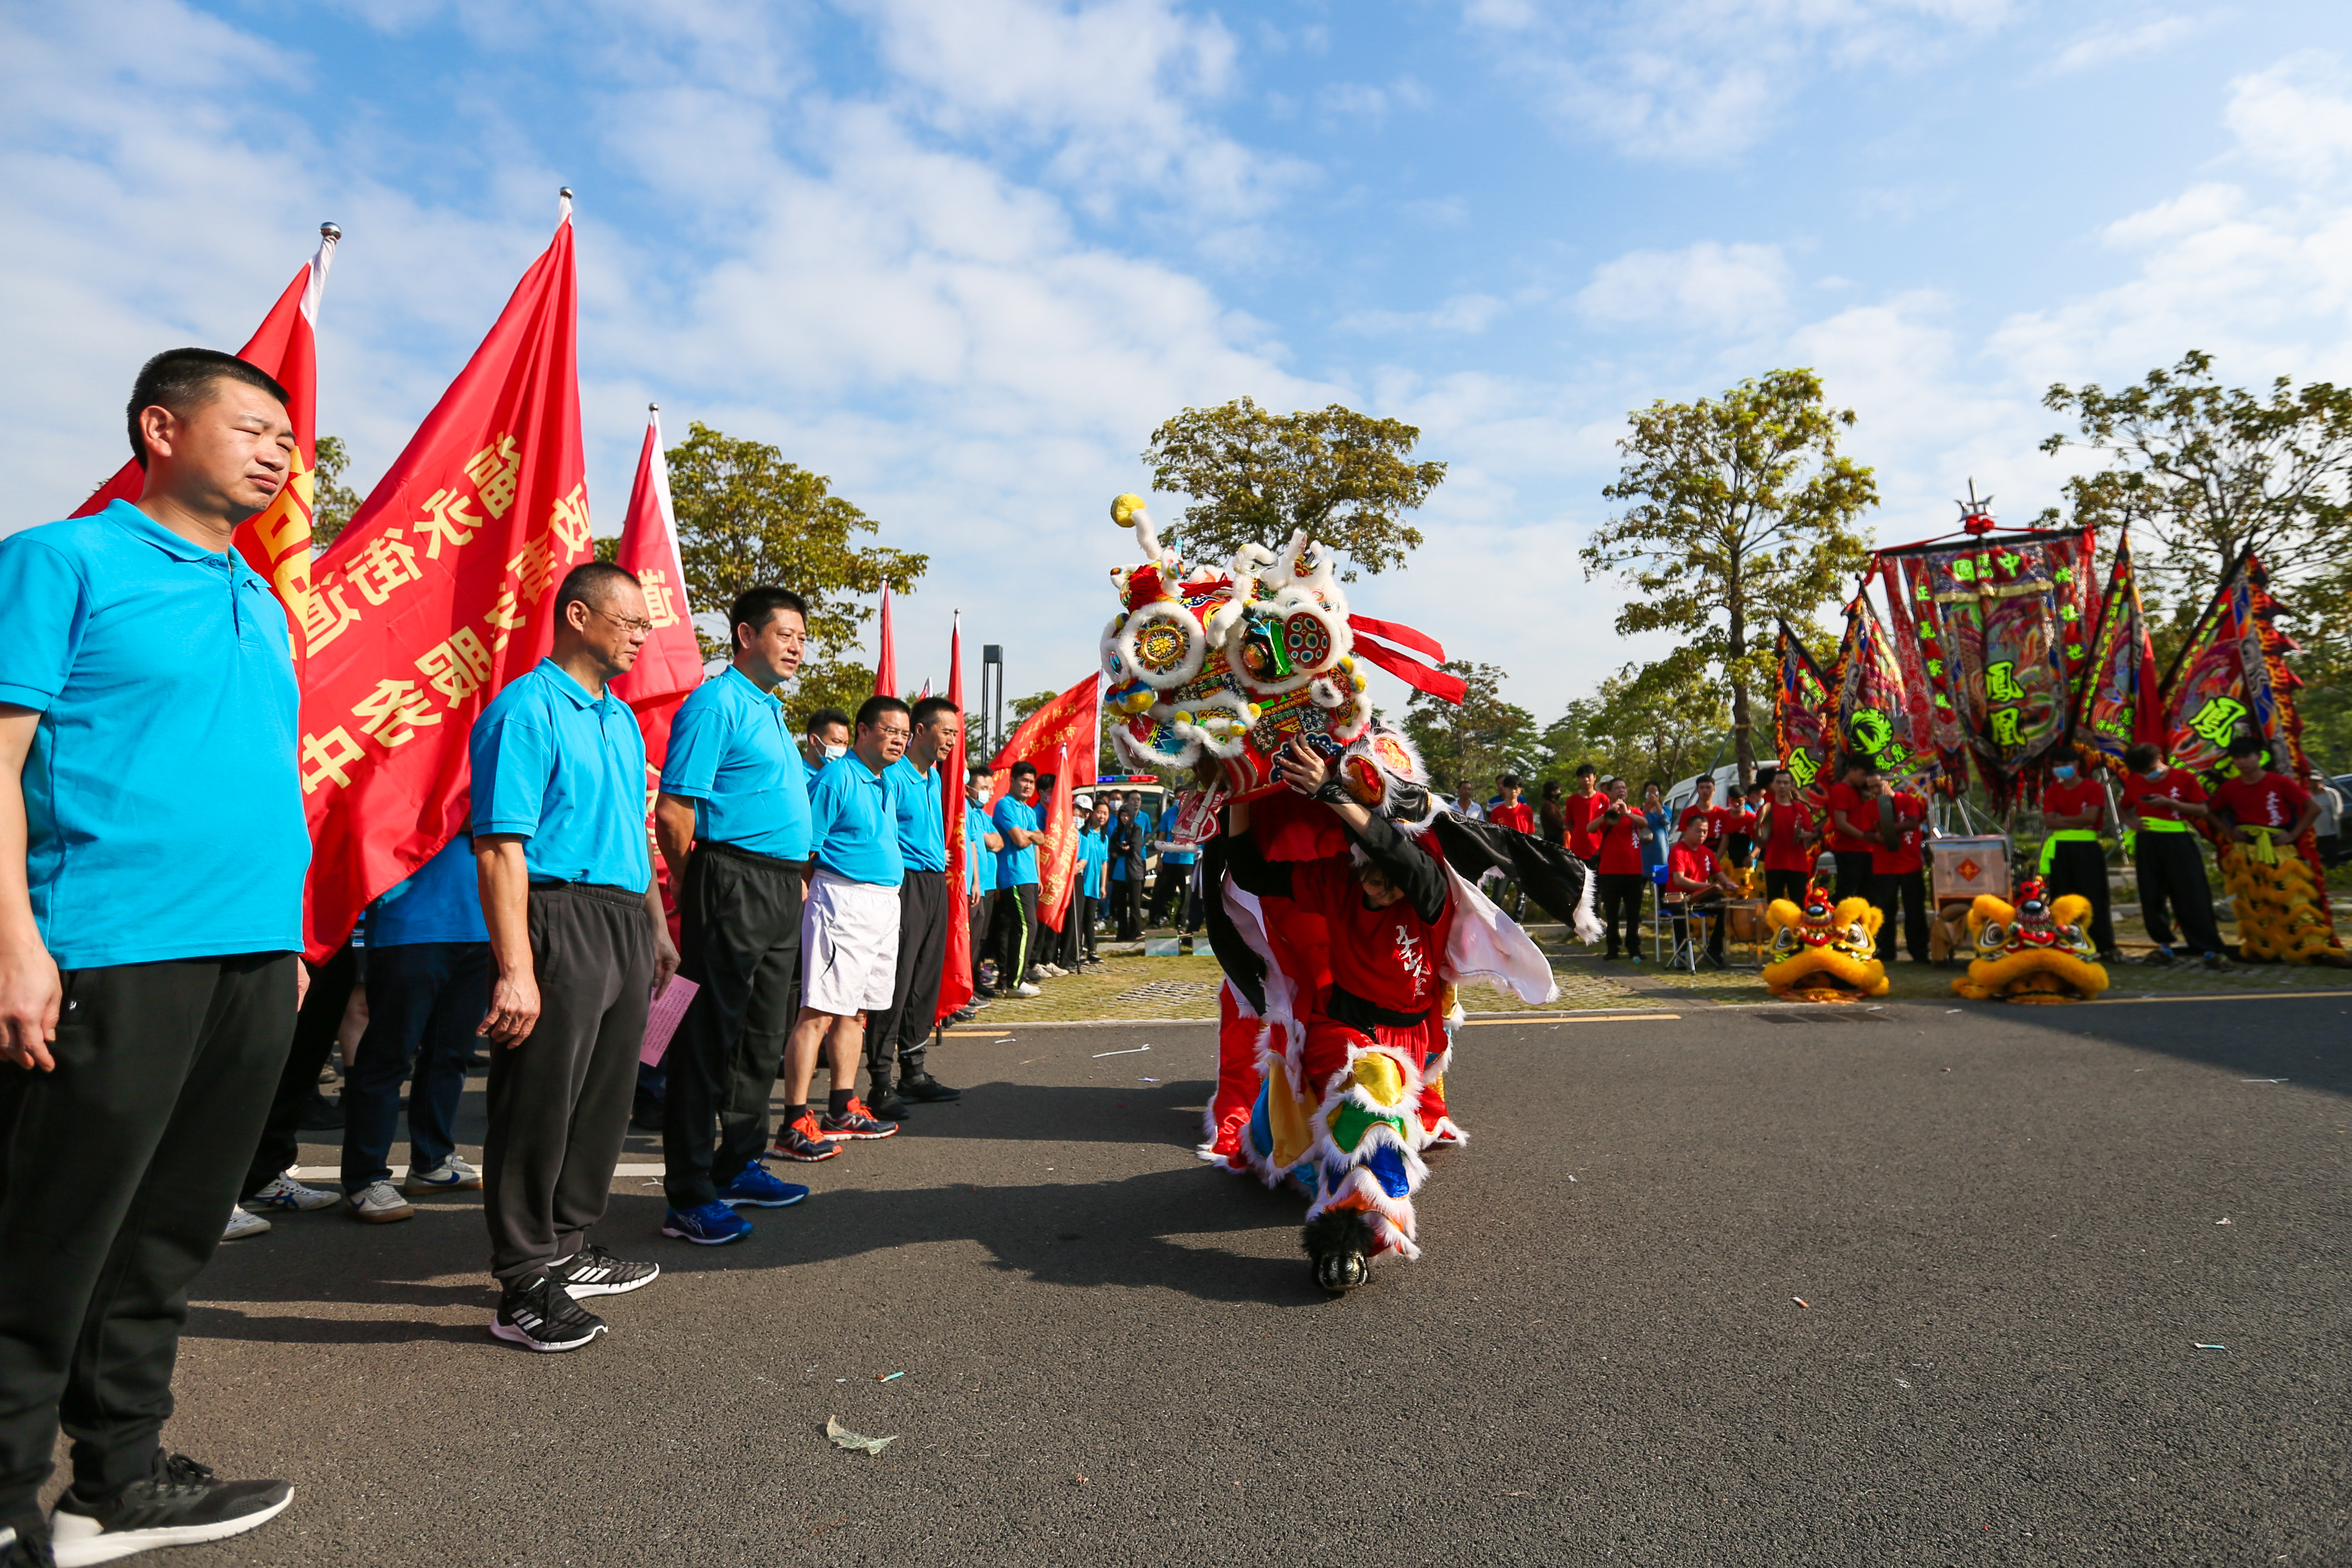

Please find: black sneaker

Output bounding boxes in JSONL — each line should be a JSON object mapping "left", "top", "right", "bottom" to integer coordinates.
{"left": 972, "top": 983, "right": 1000, "bottom": 1000}
{"left": 549, "top": 1243, "right": 660, "bottom": 1299}
{"left": 49, "top": 1453, "right": 289, "bottom": 1564}
{"left": 490, "top": 1275, "right": 607, "bottom": 1352}
{"left": 0, "top": 1517, "right": 51, "bottom": 1568}
{"left": 899, "top": 1071, "right": 962, "bottom": 1103}
{"left": 866, "top": 1086, "right": 915, "bottom": 1122}
{"left": 2144, "top": 946, "right": 2176, "bottom": 966}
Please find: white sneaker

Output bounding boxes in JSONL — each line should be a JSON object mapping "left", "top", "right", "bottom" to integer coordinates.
{"left": 222, "top": 1207, "right": 271, "bottom": 1241}
{"left": 245, "top": 1172, "right": 339, "bottom": 1212}
{"left": 1039, "top": 964, "right": 1067, "bottom": 978}
{"left": 345, "top": 1180, "right": 415, "bottom": 1224}
{"left": 403, "top": 1155, "right": 483, "bottom": 1195}
{"left": 1014, "top": 982, "right": 1041, "bottom": 997}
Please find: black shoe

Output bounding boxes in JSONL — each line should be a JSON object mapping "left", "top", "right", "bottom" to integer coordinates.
{"left": 549, "top": 1243, "right": 660, "bottom": 1299}
{"left": 866, "top": 1086, "right": 915, "bottom": 1122}
{"left": 899, "top": 1071, "right": 962, "bottom": 1103}
{"left": 945, "top": 1006, "right": 977, "bottom": 1025}
{"left": 296, "top": 1092, "right": 344, "bottom": 1132}
{"left": 0, "top": 1516, "right": 51, "bottom": 1568}
{"left": 491, "top": 1275, "right": 608, "bottom": 1352}
{"left": 973, "top": 983, "right": 1000, "bottom": 1000}
{"left": 49, "top": 1453, "right": 290, "bottom": 1563}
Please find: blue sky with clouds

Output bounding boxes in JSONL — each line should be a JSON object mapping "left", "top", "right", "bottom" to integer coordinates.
{"left": 6, "top": 0, "right": 2350, "bottom": 723}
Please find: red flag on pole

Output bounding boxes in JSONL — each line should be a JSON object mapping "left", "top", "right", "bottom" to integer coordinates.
{"left": 75, "top": 223, "right": 339, "bottom": 654}
{"left": 298, "top": 193, "right": 592, "bottom": 959}
{"left": 609, "top": 403, "right": 703, "bottom": 772}
{"left": 874, "top": 579, "right": 898, "bottom": 698}
{"left": 988, "top": 673, "right": 1102, "bottom": 935}
{"left": 933, "top": 613, "right": 975, "bottom": 1026}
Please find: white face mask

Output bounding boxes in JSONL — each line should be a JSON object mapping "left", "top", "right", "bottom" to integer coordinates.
{"left": 823, "top": 742, "right": 848, "bottom": 760}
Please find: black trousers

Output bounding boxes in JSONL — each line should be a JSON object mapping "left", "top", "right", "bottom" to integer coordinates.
{"left": 992, "top": 882, "right": 1040, "bottom": 982}
{"left": 1875, "top": 867, "right": 1931, "bottom": 962}
{"left": 1832, "top": 849, "right": 1876, "bottom": 905}
{"left": 1667, "top": 894, "right": 1726, "bottom": 960}
{"left": 970, "top": 889, "right": 995, "bottom": 987}
{"left": 2044, "top": 839, "right": 2117, "bottom": 955}
{"left": 0, "top": 954, "right": 295, "bottom": 1517}
{"left": 867, "top": 868, "right": 948, "bottom": 1088}
{"left": 1596, "top": 872, "right": 1647, "bottom": 955}
{"left": 1725, "top": 834, "right": 1755, "bottom": 870}
{"left": 1113, "top": 872, "right": 1143, "bottom": 940}
{"left": 2136, "top": 831, "right": 2223, "bottom": 954}
{"left": 662, "top": 846, "right": 800, "bottom": 1211}
{"left": 484, "top": 883, "right": 653, "bottom": 1283}
{"left": 240, "top": 939, "right": 357, "bottom": 1198}
{"left": 342, "top": 940, "right": 488, "bottom": 1191}
{"left": 1149, "top": 866, "right": 1189, "bottom": 928}
{"left": 1073, "top": 894, "right": 1099, "bottom": 961}
{"left": 1763, "top": 869, "right": 1808, "bottom": 907}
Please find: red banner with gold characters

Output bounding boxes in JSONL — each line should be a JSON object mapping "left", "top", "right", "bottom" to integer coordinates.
{"left": 989, "top": 673, "right": 1102, "bottom": 935}
{"left": 73, "top": 226, "right": 339, "bottom": 658}
{"left": 299, "top": 201, "right": 591, "bottom": 959}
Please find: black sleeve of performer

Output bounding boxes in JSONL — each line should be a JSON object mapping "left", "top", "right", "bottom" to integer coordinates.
{"left": 1344, "top": 808, "right": 1448, "bottom": 926}
{"left": 1221, "top": 815, "right": 1295, "bottom": 900}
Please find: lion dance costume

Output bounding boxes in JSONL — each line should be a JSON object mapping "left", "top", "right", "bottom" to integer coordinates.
{"left": 1951, "top": 877, "right": 2111, "bottom": 1002}
{"left": 1762, "top": 886, "right": 1890, "bottom": 1000}
{"left": 1094, "top": 495, "right": 1597, "bottom": 1292}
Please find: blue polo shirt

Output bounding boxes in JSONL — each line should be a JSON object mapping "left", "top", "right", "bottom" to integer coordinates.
{"left": 659, "top": 666, "right": 809, "bottom": 860}
{"left": 809, "top": 753, "right": 902, "bottom": 886}
{"left": 0, "top": 501, "right": 308, "bottom": 968}
{"left": 993, "top": 796, "right": 1041, "bottom": 887}
{"left": 469, "top": 658, "right": 652, "bottom": 890}
{"left": 966, "top": 802, "right": 997, "bottom": 893}
{"left": 1077, "top": 828, "right": 1108, "bottom": 899}
{"left": 886, "top": 756, "right": 948, "bottom": 872}
{"left": 369, "top": 833, "right": 488, "bottom": 946}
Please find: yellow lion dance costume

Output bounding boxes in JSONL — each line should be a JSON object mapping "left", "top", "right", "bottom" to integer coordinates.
{"left": 1763, "top": 886, "right": 1890, "bottom": 1000}
{"left": 1951, "top": 877, "right": 2109, "bottom": 1003}
{"left": 2221, "top": 835, "right": 2346, "bottom": 965}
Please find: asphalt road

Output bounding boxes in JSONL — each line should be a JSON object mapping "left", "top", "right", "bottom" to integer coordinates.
{"left": 93, "top": 993, "right": 2352, "bottom": 1566}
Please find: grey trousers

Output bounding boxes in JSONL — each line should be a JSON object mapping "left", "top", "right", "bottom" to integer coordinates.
{"left": 482, "top": 882, "right": 653, "bottom": 1284}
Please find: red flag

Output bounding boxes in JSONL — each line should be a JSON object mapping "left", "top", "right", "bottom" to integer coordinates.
{"left": 76, "top": 223, "right": 339, "bottom": 651}
{"left": 874, "top": 579, "right": 899, "bottom": 698}
{"left": 933, "top": 613, "right": 975, "bottom": 1025}
{"left": 989, "top": 673, "right": 1101, "bottom": 934}
{"left": 609, "top": 403, "right": 703, "bottom": 773}
{"left": 298, "top": 194, "right": 592, "bottom": 959}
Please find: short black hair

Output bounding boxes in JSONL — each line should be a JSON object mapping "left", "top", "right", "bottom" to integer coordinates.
{"left": 2226, "top": 733, "right": 2267, "bottom": 760}
{"left": 806, "top": 707, "right": 851, "bottom": 737}
{"left": 855, "top": 695, "right": 911, "bottom": 731}
{"left": 556, "top": 561, "right": 640, "bottom": 621}
{"left": 910, "top": 695, "right": 959, "bottom": 729}
{"left": 730, "top": 586, "right": 807, "bottom": 645}
{"left": 1497, "top": 772, "right": 1522, "bottom": 790}
{"left": 1009, "top": 761, "right": 1039, "bottom": 780}
{"left": 127, "top": 348, "right": 290, "bottom": 469}
{"left": 1575, "top": 761, "right": 1598, "bottom": 777}
{"left": 1694, "top": 775, "right": 1716, "bottom": 790}
{"left": 1844, "top": 754, "right": 1876, "bottom": 775}
{"left": 2123, "top": 742, "right": 2162, "bottom": 772}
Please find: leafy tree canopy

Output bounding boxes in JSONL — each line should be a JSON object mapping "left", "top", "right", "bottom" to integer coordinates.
{"left": 308, "top": 435, "right": 362, "bottom": 551}
{"left": 1402, "top": 661, "right": 1539, "bottom": 797}
{"left": 1141, "top": 396, "right": 1445, "bottom": 579}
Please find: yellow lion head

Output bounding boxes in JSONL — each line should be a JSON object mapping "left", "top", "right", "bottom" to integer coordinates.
{"left": 1950, "top": 877, "right": 2109, "bottom": 1003}
{"left": 1762, "top": 885, "right": 1890, "bottom": 1001}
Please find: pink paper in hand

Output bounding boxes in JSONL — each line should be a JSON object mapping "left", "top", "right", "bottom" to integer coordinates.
{"left": 640, "top": 976, "right": 699, "bottom": 1067}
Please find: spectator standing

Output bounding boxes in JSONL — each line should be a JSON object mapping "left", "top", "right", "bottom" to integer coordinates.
{"left": 775, "top": 696, "right": 912, "bottom": 1158}
{"left": 1664, "top": 814, "right": 1739, "bottom": 967}
{"left": 1564, "top": 763, "right": 1604, "bottom": 861}
{"left": 1108, "top": 793, "right": 1147, "bottom": 942}
{"left": 1873, "top": 778, "right": 1931, "bottom": 963}
{"left": 965, "top": 769, "right": 1001, "bottom": 997}
{"left": 800, "top": 708, "right": 850, "bottom": 777}
{"left": 0, "top": 350, "right": 310, "bottom": 1559}
{"left": 339, "top": 835, "right": 492, "bottom": 1225}
{"left": 471, "top": 562, "right": 681, "bottom": 1350}
{"left": 1489, "top": 774, "right": 1536, "bottom": 835}
{"left": 2116, "top": 742, "right": 2225, "bottom": 965}
{"left": 647, "top": 586, "right": 817, "bottom": 1247}
{"left": 1076, "top": 801, "right": 1110, "bottom": 962}
{"left": 1538, "top": 779, "right": 1568, "bottom": 848}
{"left": 863, "top": 696, "right": 966, "bottom": 1122}
{"left": 2038, "top": 759, "right": 2119, "bottom": 960}
{"left": 1151, "top": 799, "right": 1199, "bottom": 930}
{"left": 1721, "top": 784, "right": 1757, "bottom": 871}
{"left": 2312, "top": 775, "right": 2344, "bottom": 867}
{"left": 990, "top": 762, "right": 1045, "bottom": 994}
{"left": 1450, "top": 783, "right": 1486, "bottom": 821}
{"left": 1591, "top": 778, "right": 1650, "bottom": 960}
{"left": 1823, "top": 757, "right": 1880, "bottom": 903}
{"left": 1676, "top": 776, "right": 1724, "bottom": 855}
{"left": 1754, "top": 769, "right": 1818, "bottom": 907}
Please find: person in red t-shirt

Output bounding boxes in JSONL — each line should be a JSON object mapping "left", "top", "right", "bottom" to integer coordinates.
{"left": 1665, "top": 813, "right": 1739, "bottom": 967}
{"left": 1591, "top": 777, "right": 1651, "bottom": 960}
{"left": 2208, "top": 736, "right": 2320, "bottom": 845}
{"left": 1873, "top": 780, "right": 1932, "bottom": 963}
{"left": 2117, "top": 741, "right": 2223, "bottom": 963}
{"left": 1755, "top": 768, "right": 1818, "bottom": 907}
{"left": 1677, "top": 777, "right": 1725, "bottom": 854}
{"left": 1720, "top": 783, "right": 1758, "bottom": 870}
{"left": 1823, "top": 756, "right": 1883, "bottom": 903}
{"left": 2039, "top": 758, "right": 2118, "bottom": 958}
{"left": 1563, "top": 762, "right": 1604, "bottom": 862}
{"left": 1488, "top": 772, "right": 1536, "bottom": 835}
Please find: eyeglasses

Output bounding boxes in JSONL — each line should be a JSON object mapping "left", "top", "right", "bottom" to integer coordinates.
{"left": 589, "top": 606, "right": 654, "bottom": 636}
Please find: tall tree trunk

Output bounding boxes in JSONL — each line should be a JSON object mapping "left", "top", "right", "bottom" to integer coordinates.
{"left": 1726, "top": 588, "right": 1753, "bottom": 787}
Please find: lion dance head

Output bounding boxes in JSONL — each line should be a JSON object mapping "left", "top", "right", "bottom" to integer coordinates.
{"left": 1763, "top": 885, "right": 1890, "bottom": 1001}
{"left": 1950, "top": 877, "right": 2109, "bottom": 1003}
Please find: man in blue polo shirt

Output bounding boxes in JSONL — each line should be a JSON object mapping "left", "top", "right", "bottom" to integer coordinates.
{"left": 0, "top": 349, "right": 310, "bottom": 1562}
{"left": 470, "top": 560, "right": 681, "bottom": 1353}
{"left": 649, "top": 586, "right": 818, "bottom": 1240}
{"left": 991, "top": 762, "right": 1045, "bottom": 996}
{"left": 863, "top": 696, "right": 966, "bottom": 1121}
{"left": 776, "top": 696, "right": 911, "bottom": 1153}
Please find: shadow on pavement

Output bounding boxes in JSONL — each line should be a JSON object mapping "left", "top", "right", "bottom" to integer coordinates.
{"left": 1928, "top": 993, "right": 2352, "bottom": 1097}
{"left": 871, "top": 1079, "right": 1220, "bottom": 1147}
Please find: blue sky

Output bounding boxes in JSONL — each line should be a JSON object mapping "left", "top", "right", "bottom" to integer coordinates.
{"left": 6, "top": 0, "right": 2351, "bottom": 723}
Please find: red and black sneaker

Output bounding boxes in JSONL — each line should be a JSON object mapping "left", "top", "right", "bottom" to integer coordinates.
{"left": 772, "top": 1112, "right": 843, "bottom": 1163}
{"left": 820, "top": 1097, "right": 900, "bottom": 1141}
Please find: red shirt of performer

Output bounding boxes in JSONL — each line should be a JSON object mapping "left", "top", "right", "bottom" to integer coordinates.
{"left": 1677, "top": 776, "right": 1725, "bottom": 851}
{"left": 1755, "top": 770, "right": 1817, "bottom": 905}
{"left": 1563, "top": 762, "right": 1604, "bottom": 860}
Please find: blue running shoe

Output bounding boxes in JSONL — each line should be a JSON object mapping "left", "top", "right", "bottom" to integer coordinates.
{"left": 661, "top": 1201, "right": 751, "bottom": 1245}
{"left": 716, "top": 1163, "right": 810, "bottom": 1208}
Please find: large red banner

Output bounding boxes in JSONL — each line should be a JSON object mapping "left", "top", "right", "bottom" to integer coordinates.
{"left": 989, "top": 673, "right": 1101, "bottom": 934}
{"left": 298, "top": 203, "right": 590, "bottom": 959}
{"left": 934, "top": 615, "right": 975, "bottom": 1026}
{"left": 74, "top": 225, "right": 338, "bottom": 650}
{"left": 608, "top": 404, "right": 703, "bottom": 779}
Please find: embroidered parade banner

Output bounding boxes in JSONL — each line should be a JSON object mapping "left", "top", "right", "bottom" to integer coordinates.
{"left": 1773, "top": 622, "right": 1837, "bottom": 811}
{"left": 1831, "top": 588, "right": 1930, "bottom": 784}
{"left": 1874, "top": 528, "right": 2092, "bottom": 807}
{"left": 298, "top": 203, "right": 590, "bottom": 959}
{"left": 2160, "top": 552, "right": 2306, "bottom": 783}
{"left": 989, "top": 673, "right": 1103, "bottom": 934}
{"left": 2071, "top": 532, "right": 2162, "bottom": 769}
{"left": 74, "top": 227, "right": 339, "bottom": 654}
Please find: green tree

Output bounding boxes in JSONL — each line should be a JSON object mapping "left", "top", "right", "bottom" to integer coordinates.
{"left": 1585, "top": 655, "right": 1730, "bottom": 791}
{"left": 1141, "top": 396, "right": 1445, "bottom": 578}
{"left": 1581, "top": 368, "right": 1877, "bottom": 786}
{"left": 2040, "top": 351, "right": 2352, "bottom": 607}
{"left": 667, "top": 421, "right": 928, "bottom": 728}
{"left": 1402, "top": 661, "right": 1538, "bottom": 796}
{"left": 308, "top": 435, "right": 363, "bottom": 550}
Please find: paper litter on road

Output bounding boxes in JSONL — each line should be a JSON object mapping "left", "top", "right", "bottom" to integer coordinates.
{"left": 2194, "top": 1342, "right": 2226, "bottom": 1350}
{"left": 2216, "top": 1217, "right": 2232, "bottom": 1224}
{"left": 1792, "top": 1297, "right": 1810, "bottom": 1308}
{"left": 825, "top": 1416, "right": 897, "bottom": 1455}
{"left": 877, "top": 1371, "right": 904, "bottom": 1382}
{"left": 2239, "top": 1077, "right": 2288, "bottom": 1083}
{"left": 1140, "top": 1076, "right": 1159, "bottom": 1082}
{"left": 1092, "top": 1044, "right": 1152, "bottom": 1058}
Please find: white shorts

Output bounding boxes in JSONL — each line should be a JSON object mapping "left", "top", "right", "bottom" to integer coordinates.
{"left": 801, "top": 870, "right": 902, "bottom": 1016}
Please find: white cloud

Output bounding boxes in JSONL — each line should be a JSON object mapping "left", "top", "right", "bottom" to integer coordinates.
{"left": 2226, "top": 50, "right": 2352, "bottom": 186}
{"left": 1577, "top": 240, "right": 1791, "bottom": 334}
{"left": 1336, "top": 292, "right": 1507, "bottom": 335}
{"left": 2050, "top": 14, "right": 2194, "bottom": 75}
